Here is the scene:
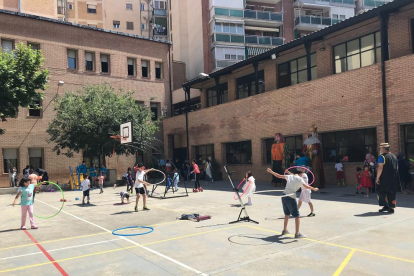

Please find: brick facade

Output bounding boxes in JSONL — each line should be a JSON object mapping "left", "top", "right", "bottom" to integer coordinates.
{"left": 0, "top": 12, "right": 171, "bottom": 187}
{"left": 163, "top": 3, "right": 414, "bottom": 184}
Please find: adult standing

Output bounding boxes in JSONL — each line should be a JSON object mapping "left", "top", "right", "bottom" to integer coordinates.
{"left": 397, "top": 153, "right": 413, "bottom": 194}
{"left": 303, "top": 125, "right": 326, "bottom": 188}
{"left": 9, "top": 166, "right": 16, "bottom": 187}
{"left": 364, "top": 154, "right": 377, "bottom": 193}
{"left": 271, "top": 133, "right": 288, "bottom": 187}
{"left": 23, "top": 165, "right": 30, "bottom": 179}
{"left": 376, "top": 143, "right": 400, "bottom": 214}
{"left": 99, "top": 164, "right": 107, "bottom": 180}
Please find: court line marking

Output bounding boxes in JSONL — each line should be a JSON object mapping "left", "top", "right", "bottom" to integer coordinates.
{"left": 0, "top": 220, "right": 182, "bottom": 252}
{"left": 0, "top": 225, "right": 243, "bottom": 274}
{"left": 36, "top": 200, "right": 208, "bottom": 276}
{"left": 0, "top": 238, "right": 122, "bottom": 261}
{"left": 333, "top": 250, "right": 355, "bottom": 276}
{"left": 246, "top": 225, "right": 414, "bottom": 264}
{"left": 23, "top": 230, "right": 68, "bottom": 276}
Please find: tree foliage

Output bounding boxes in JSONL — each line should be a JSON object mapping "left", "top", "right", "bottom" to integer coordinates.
{"left": 47, "top": 84, "right": 159, "bottom": 162}
{"left": 0, "top": 43, "right": 49, "bottom": 134}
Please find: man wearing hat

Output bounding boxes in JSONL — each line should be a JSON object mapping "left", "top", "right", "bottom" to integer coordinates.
{"left": 376, "top": 143, "right": 399, "bottom": 214}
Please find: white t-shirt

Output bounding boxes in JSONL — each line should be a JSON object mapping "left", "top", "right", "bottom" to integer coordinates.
{"left": 81, "top": 179, "right": 90, "bottom": 191}
{"left": 335, "top": 163, "right": 343, "bottom": 172}
{"left": 134, "top": 170, "right": 146, "bottom": 188}
{"left": 283, "top": 175, "right": 305, "bottom": 199}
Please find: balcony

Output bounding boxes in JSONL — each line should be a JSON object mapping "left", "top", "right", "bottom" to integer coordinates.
{"left": 356, "top": 0, "right": 391, "bottom": 13}
{"left": 293, "top": 0, "right": 355, "bottom": 8}
{"left": 154, "top": 9, "right": 167, "bottom": 16}
{"left": 294, "top": 15, "right": 342, "bottom": 31}
{"left": 215, "top": 59, "right": 240, "bottom": 69}
{"left": 211, "top": 7, "right": 283, "bottom": 27}
{"left": 211, "top": 33, "right": 284, "bottom": 47}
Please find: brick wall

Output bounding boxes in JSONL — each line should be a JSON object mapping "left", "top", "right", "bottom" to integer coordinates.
{"left": 172, "top": 61, "right": 186, "bottom": 91}
{"left": 164, "top": 5, "right": 414, "bottom": 185}
{"left": 0, "top": 12, "right": 171, "bottom": 187}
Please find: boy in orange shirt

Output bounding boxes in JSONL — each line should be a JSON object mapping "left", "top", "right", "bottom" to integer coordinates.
{"left": 98, "top": 172, "right": 105, "bottom": 194}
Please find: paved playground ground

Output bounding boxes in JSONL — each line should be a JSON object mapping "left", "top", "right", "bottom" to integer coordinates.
{"left": 1, "top": 181, "right": 413, "bottom": 276}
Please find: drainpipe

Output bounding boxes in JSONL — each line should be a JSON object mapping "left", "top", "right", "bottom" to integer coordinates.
{"left": 215, "top": 76, "right": 221, "bottom": 105}
{"left": 183, "top": 86, "right": 191, "bottom": 161}
{"left": 379, "top": 12, "right": 390, "bottom": 142}
{"left": 305, "top": 40, "right": 312, "bottom": 81}
{"left": 253, "top": 61, "right": 259, "bottom": 95}
{"left": 18, "top": 0, "right": 21, "bottom": 13}
{"left": 168, "top": 44, "right": 173, "bottom": 117}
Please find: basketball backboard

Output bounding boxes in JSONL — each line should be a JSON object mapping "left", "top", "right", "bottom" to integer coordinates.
{"left": 120, "top": 122, "right": 132, "bottom": 144}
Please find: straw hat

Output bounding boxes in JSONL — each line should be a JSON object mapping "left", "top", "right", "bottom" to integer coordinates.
{"left": 379, "top": 143, "right": 390, "bottom": 148}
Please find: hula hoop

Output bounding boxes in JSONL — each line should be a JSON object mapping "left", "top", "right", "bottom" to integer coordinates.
{"left": 146, "top": 169, "right": 166, "bottom": 186}
{"left": 285, "top": 166, "right": 315, "bottom": 186}
{"left": 34, "top": 181, "right": 65, "bottom": 219}
{"left": 233, "top": 180, "right": 251, "bottom": 200}
{"left": 112, "top": 226, "right": 154, "bottom": 236}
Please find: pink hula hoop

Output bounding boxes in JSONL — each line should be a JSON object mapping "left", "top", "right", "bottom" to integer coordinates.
{"left": 285, "top": 166, "right": 315, "bottom": 186}
{"left": 234, "top": 179, "right": 251, "bottom": 200}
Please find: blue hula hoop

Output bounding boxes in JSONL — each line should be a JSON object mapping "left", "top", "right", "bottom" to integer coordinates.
{"left": 112, "top": 226, "right": 154, "bottom": 236}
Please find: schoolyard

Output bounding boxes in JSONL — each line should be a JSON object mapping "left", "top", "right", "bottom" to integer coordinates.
{"left": 1, "top": 180, "right": 414, "bottom": 276}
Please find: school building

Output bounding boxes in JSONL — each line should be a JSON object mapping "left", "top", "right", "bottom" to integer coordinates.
{"left": 163, "top": 0, "right": 414, "bottom": 184}
{"left": 0, "top": 9, "right": 173, "bottom": 187}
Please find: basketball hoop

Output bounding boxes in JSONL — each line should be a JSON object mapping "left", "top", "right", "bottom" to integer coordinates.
{"left": 110, "top": 135, "right": 127, "bottom": 142}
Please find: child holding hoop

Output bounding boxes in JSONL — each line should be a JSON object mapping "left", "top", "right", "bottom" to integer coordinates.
{"left": 134, "top": 164, "right": 155, "bottom": 212}
{"left": 267, "top": 167, "right": 318, "bottom": 238}
{"left": 12, "top": 178, "right": 38, "bottom": 230}
{"left": 243, "top": 171, "right": 256, "bottom": 206}
{"left": 296, "top": 167, "right": 315, "bottom": 217}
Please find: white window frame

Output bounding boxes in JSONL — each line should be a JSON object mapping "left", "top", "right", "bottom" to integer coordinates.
{"left": 87, "top": 4, "right": 97, "bottom": 13}
{"left": 113, "top": 21, "right": 120, "bottom": 29}
{"left": 85, "top": 51, "right": 94, "bottom": 71}
{"left": 1, "top": 39, "right": 14, "bottom": 53}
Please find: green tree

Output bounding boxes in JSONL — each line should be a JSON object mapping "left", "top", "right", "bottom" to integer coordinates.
{"left": 0, "top": 43, "right": 49, "bottom": 134}
{"left": 47, "top": 84, "right": 159, "bottom": 164}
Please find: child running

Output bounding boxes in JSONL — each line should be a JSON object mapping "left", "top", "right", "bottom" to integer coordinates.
{"left": 296, "top": 167, "right": 315, "bottom": 217}
{"left": 191, "top": 159, "right": 202, "bottom": 192}
{"left": 120, "top": 191, "right": 130, "bottom": 204}
{"left": 335, "top": 159, "right": 345, "bottom": 187}
{"left": 267, "top": 167, "right": 318, "bottom": 238}
{"left": 127, "top": 168, "right": 134, "bottom": 194}
{"left": 81, "top": 174, "right": 91, "bottom": 205}
{"left": 243, "top": 171, "right": 256, "bottom": 206}
{"left": 13, "top": 178, "right": 38, "bottom": 230}
{"left": 361, "top": 165, "right": 373, "bottom": 197}
{"left": 355, "top": 167, "right": 363, "bottom": 194}
{"left": 134, "top": 164, "right": 155, "bottom": 212}
{"left": 98, "top": 172, "right": 105, "bottom": 194}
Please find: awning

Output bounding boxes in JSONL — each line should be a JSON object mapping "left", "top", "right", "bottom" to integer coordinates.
{"left": 245, "top": 46, "right": 273, "bottom": 58}
{"left": 244, "top": 26, "right": 279, "bottom": 32}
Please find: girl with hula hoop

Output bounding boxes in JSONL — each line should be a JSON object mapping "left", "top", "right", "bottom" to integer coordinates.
{"left": 12, "top": 178, "right": 38, "bottom": 230}
{"left": 243, "top": 171, "right": 256, "bottom": 205}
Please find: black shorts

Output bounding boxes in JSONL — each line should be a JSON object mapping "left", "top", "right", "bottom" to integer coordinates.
{"left": 83, "top": 189, "right": 90, "bottom": 197}
{"left": 282, "top": 196, "right": 300, "bottom": 218}
{"left": 135, "top": 187, "right": 145, "bottom": 195}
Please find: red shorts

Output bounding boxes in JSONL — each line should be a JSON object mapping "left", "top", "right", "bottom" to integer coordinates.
{"left": 336, "top": 171, "right": 345, "bottom": 180}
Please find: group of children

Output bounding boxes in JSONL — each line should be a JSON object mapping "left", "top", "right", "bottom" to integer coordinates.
{"left": 335, "top": 159, "right": 374, "bottom": 197}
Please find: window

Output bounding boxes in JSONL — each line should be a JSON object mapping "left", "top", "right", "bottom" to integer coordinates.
{"left": 278, "top": 53, "right": 316, "bottom": 88}
{"left": 28, "top": 99, "right": 42, "bottom": 117}
{"left": 29, "top": 148, "right": 43, "bottom": 169}
{"left": 127, "top": 22, "right": 134, "bottom": 30}
{"left": 155, "top": 62, "right": 162, "bottom": 79}
{"left": 87, "top": 4, "right": 96, "bottom": 13}
{"left": 113, "top": 21, "right": 120, "bottom": 29}
{"left": 150, "top": 103, "right": 160, "bottom": 121}
{"left": 195, "top": 145, "right": 214, "bottom": 164}
{"left": 1, "top": 39, "right": 14, "bottom": 53}
{"left": 88, "top": 24, "right": 97, "bottom": 27}
{"left": 155, "top": 0, "right": 166, "bottom": 9}
{"left": 402, "top": 125, "right": 414, "bottom": 160}
{"left": 57, "top": 0, "right": 65, "bottom": 14}
{"left": 206, "top": 83, "right": 228, "bottom": 107}
{"left": 334, "top": 31, "right": 381, "bottom": 73}
{"left": 3, "top": 149, "right": 18, "bottom": 174}
{"left": 126, "top": 3, "right": 133, "bottom": 10}
{"left": 127, "top": 58, "right": 136, "bottom": 76}
{"left": 321, "top": 128, "right": 377, "bottom": 162}
{"left": 67, "top": 49, "right": 77, "bottom": 69}
{"left": 28, "top": 42, "right": 40, "bottom": 50}
{"left": 141, "top": 60, "right": 149, "bottom": 77}
{"left": 85, "top": 52, "right": 94, "bottom": 71}
{"left": 141, "top": 3, "right": 145, "bottom": 10}
{"left": 237, "top": 70, "right": 265, "bottom": 99}
{"left": 68, "top": 3, "right": 73, "bottom": 10}
{"left": 100, "top": 54, "right": 109, "bottom": 73}
{"left": 214, "top": 22, "right": 243, "bottom": 34}
{"left": 141, "top": 23, "right": 146, "bottom": 30}
{"left": 173, "top": 97, "right": 201, "bottom": 115}
{"left": 264, "top": 136, "right": 303, "bottom": 164}
{"left": 226, "top": 141, "right": 252, "bottom": 164}
{"left": 411, "top": 19, "right": 414, "bottom": 53}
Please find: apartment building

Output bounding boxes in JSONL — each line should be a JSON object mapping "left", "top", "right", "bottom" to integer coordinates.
{"left": 0, "top": 10, "right": 172, "bottom": 187}
{"left": 164, "top": 0, "right": 414, "bottom": 184}
{"left": 0, "top": 0, "right": 170, "bottom": 40}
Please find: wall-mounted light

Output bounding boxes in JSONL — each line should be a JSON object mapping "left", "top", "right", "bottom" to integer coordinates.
{"left": 271, "top": 54, "right": 277, "bottom": 60}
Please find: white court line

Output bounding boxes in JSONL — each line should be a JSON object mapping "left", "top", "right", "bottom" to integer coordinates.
{"left": 37, "top": 200, "right": 208, "bottom": 276}
{"left": 0, "top": 238, "right": 122, "bottom": 261}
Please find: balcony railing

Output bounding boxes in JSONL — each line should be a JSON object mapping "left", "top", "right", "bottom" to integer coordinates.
{"left": 154, "top": 9, "right": 167, "bottom": 16}
{"left": 363, "top": 0, "right": 388, "bottom": 7}
{"left": 215, "top": 59, "right": 240, "bottom": 69}
{"left": 295, "top": 16, "right": 342, "bottom": 27}
{"left": 212, "top": 33, "right": 284, "bottom": 46}
{"left": 212, "top": 7, "right": 283, "bottom": 22}
{"left": 294, "top": 0, "right": 354, "bottom": 4}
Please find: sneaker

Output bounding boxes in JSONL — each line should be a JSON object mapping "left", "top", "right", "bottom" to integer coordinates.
{"left": 193, "top": 189, "right": 198, "bottom": 193}
{"left": 307, "top": 213, "right": 315, "bottom": 217}
{"left": 198, "top": 187, "right": 203, "bottom": 192}
{"left": 21, "top": 226, "right": 27, "bottom": 230}
{"left": 31, "top": 226, "right": 38, "bottom": 229}
{"left": 389, "top": 208, "right": 395, "bottom": 214}
{"left": 281, "top": 230, "right": 290, "bottom": 235}
{"left": 295, "top": 233, "right": 307, "bottom": 239}
{"left": 134, "top": 206, "right": 138, "bottom": 212}
{"left": 379, "top": 207, "right": 389, "bottom": 213}
{"left": 143, "top": 206, "right": 150, "bottom": 211}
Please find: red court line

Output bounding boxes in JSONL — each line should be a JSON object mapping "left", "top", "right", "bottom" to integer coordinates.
{"left": 24, "top": 230, "right": 69, "bottom": 276}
